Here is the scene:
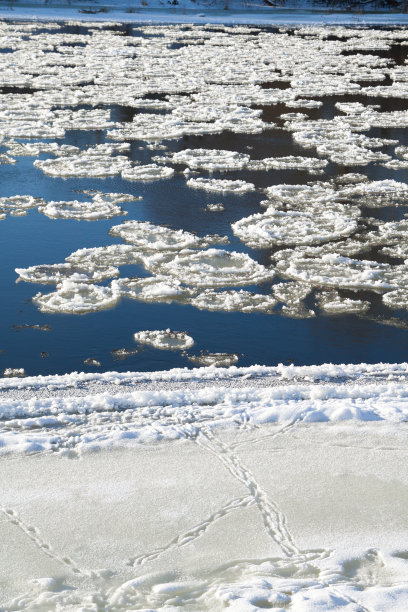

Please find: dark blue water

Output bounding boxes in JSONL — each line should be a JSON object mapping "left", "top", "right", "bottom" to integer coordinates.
{"left": 1, "top": 22, "right": 408, "bottom": 376}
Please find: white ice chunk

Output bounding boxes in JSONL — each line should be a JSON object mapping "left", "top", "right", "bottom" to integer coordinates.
{"left": 143, "top": 248, "right": 274, "bottom": 288}
{"left": 187, "top": 351, "right": 239, "bottom": 367}
{"left": 15, "top": 263, "right": 119, "bottom": 285}
{"left": 317, "top": 290, "right": 370, "bottom": 315}
{"left": 164, "top": 148, "right": 250, "bottom": 171}
{"left": 33, "top": 280, "right": 121, "bottom": 314}
{"left": 187, "top": 178, "right": 255, "bottom": 193}
{"left": 134, "top": 329, "right": 194, "bottom": 351}
{"left": 121, "top": 164, "right": 174, "bottom": 181}
{"left": 191, "top": 289, "right": 276, "bottom": 313}
{"left": 39, "top": 199, "right": 125, "bottom": 221}
{"left": 34, "top": 155, "right": 131, "bottom": 178}
{"left": 113, "top": 276, "right": 193, "bottom": 304}
{"left": 109, "top": 221, "right": 227, "bottom": 251}
{"left": 232, "top": 208, "right": 357, "bottom": 249}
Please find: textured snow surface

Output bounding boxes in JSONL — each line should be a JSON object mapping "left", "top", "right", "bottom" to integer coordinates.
{"left": 2, "top": 365, "right": 408, "bottom": 608}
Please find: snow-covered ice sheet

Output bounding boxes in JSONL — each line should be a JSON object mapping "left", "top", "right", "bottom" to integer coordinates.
{"left": 2, "top": 364, "right": 408, "bottom": 610}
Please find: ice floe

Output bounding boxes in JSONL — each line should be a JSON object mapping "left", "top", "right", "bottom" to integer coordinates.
{"left": 33, "top": 280, "right": 121, "bottom": 314}
{"left": 39, "top": 199, "right": 126, "bottom": 221}
{"left": 113, "top": 276, "right": 193, "bottom": 304}
{"left": 317, "top": 290, "right": 371, "bottom": 315}
{"left": 143, "top": 248, "right": 274, "bottom": 288}
{"left": 187, "top": 178, "right": 255, "bottom": 193}
{"left": 109, "top": 220, "right": 227, "bottom": 250}
{"left": 191, "top": 289, "right": 276, "bottom": 313}
{"left": 186, "top": 352, "right": 239, "bottom": 367}
{"left": 134, "top": 329, "right": 194, "bottom": 351}
{"left": 232, "top": 207, "right": 358, "bottom": 249}
{"left": 15, "top": 262, "right": 119, "bottom": 285}
{"left": 121, "top": 163, "right": 174, "bottom": 181}
{"left": 275, "top": 253, "right": 408, "bottom": 292}
{"left": 34, "top": 153, "right": 131, "bottom": 178}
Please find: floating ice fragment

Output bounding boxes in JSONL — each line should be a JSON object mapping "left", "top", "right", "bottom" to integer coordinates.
{"left": 0, "top": 195, "right": 44, "bottom": 218}
{"left": 15, "top": 263, "right": 119, "bottom": 285}
{"left": 39, "top": 199, "right": 125, "bottom": 221}
{"left": 383, "top": 289, "right": 408, "bottom": 310}
{"left": 163, "top": 148, "right": 250, "bottom": 171}
{"left": 33, "top": 280, "right": 121, "bottom": 314}
{"left": 109, "top": 221, "right": 227, "bottom": 251}
{"left": 83, "top": 358, "right": 101, "bottom": 367}
{"left": 249, "top": 156, "right": 328, "bottom": 173}
{"left": 187, "top": 178, "right": 255, "bottom": 193}
{"left": 66, "top": 244, "right": 144, "bottom": 269}
{"left": 110, "top": 348, "right": 139, "bottom": 361}
{"left": 34, "top": 155, "right": 131, "bottom": 178}
{"left": 187, "top": 352, "right": 239, "bottom": 367}
{"left": 276, "top": 253, "right": 408, "bottom": 292}
{"left": 206, "top": 203, "right": 225, "bottom": 212}
{"left": 134, "top": 329, "right": 194, "bottom": 351}
{"left": 272, "top": 281, "right": 315, "bottom": 318}
{"left": 143, "top": 248, "right": 274, "bottom": 288}
{"left": 3, "top": 368, "right": 25, "bottom": 378}
{"left": 121, "top": 164, "right": 174, "bottom": 181}
{"left": 317, "top": 290, "right": 370, "bottom": 315}
{"left": 191, "top": 289, "right": 276, "bottom": 313}
{"left": 232, "top": 208, "right": 357, "bottom": 249}
{"left": 113, "top": 277, "right": 193, "bottom": 304}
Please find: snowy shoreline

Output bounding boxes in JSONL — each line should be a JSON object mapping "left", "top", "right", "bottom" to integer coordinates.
{"left": 2, "top": 361, "right": 408, "bottom": 456}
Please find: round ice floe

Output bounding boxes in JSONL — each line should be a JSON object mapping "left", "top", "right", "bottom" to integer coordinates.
{"left": 113, "top": 277, "right": 193, "bottom": 303}
{"left": 317, "top": 290, "right": 370, "bottom": 315}
{"left": 39, "top": 200, "right": 125, "bottom": 221}
{"left": 109, "top": 221, "right": 227, "bottom": 251}
{"left": 167, "top": 148, "right": 250, "bottom": 171}
{"left": 81, "top": 191, "right": 142, "bottom": 204}
{"left": 15, "top": 263, "right": 119, "bottom": 285}
{"left": 121, "top": 164, "right": 174, "bottom": 181}
{"left": 232, "top": 208, "right": 357, "bottom": 249}
{"left": 338, "top": 180, "right": 408, "bottom": 207}
{"left": 33, "top": 280, "right": 121, "bottom": 314}
{"left": 34, "top": 155, "right": 131, "bottom": 178}
{"left": 187, "top": 352, "right": 239, "bottom": 367}
{"left": 143, "top": 248, "right": 274, "bottom": 288}
{"left": 383, "top": 289, "right": 408, "bottom": 310}
{"left": 191, "top": 289, "right": 276, "bottom": 313}
{"left": 187, "top": 178, "right": 255, "bottom": 193}
{"left": 277, "top": 253, "right": 408, "bottom": 292}
{"left": 0, "top": 195, "right": 44, "bottom": 217}
{"left": 134, "top": 329, "right": 194, "bottom": 351}
{"left": 249, "top": 156, "right": 328, "bottom": 173}
{"left": 66, "top": 244, "right": 144, "bottom": 268}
